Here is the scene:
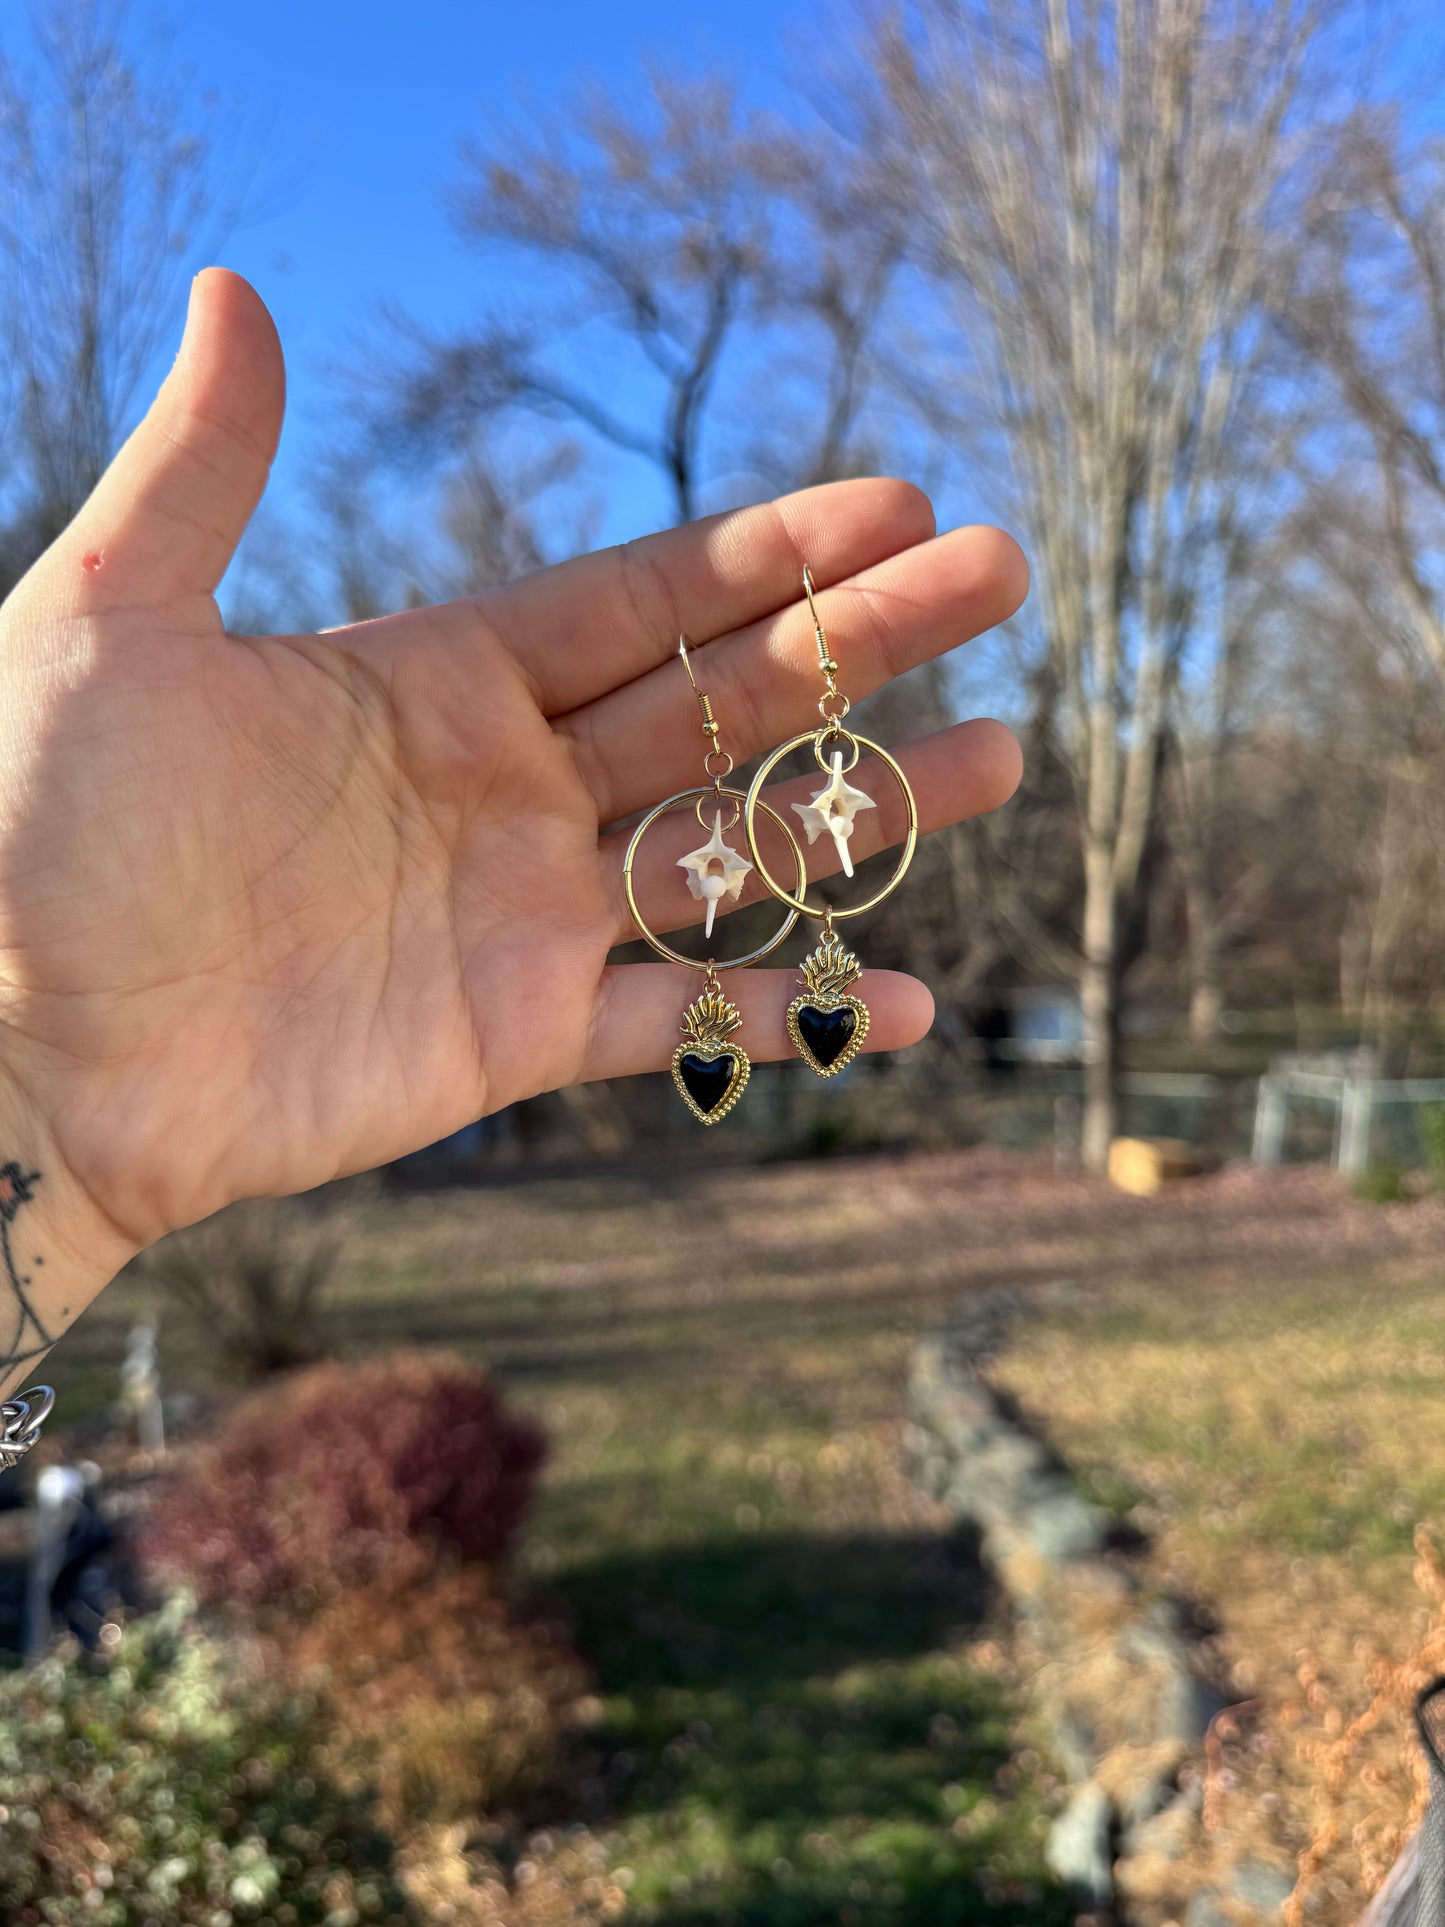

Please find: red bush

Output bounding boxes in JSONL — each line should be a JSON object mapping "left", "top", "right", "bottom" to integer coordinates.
{"left": 144, "top": 1350, "right": 546, "bottom": 1615}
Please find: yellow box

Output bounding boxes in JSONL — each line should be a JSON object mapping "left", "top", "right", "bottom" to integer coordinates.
{"left": 1107, "top": 1137, "right": 1195, "bottom": 1196}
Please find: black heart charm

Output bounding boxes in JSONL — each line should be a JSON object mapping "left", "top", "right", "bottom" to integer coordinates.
{"left": 798, "top": 1004, "right": 856, "bottom": 1066}
{"left": 679, "top": 1052, "right": 736, "bottom": 1113}
{"left": 787, "top": 994, "right": 869, "bottom": 1078}
{"left": 671, "top": 1045, "right": 750, "bottom": 1124}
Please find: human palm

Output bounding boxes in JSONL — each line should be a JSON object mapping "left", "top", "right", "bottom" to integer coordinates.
{"left": 0, "top": 271, "right": 1026, "bottom": 1259}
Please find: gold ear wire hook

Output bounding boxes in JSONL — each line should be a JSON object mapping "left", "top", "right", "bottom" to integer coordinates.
{"left": 678, "top": 631, "right": 701, "bottom": 689}
{"left": 678, "top": 634, "right": 720, "bottom": 742}
{"left": 801, "top": 567, "right": 850, "bottom": 728}
{"left": 801, "top": 566, "right": 840, "bottom": 687}
{"left": 680, "top": 634, "right": 734, "bottom": 790}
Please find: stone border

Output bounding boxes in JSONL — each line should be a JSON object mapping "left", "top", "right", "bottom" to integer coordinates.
{"left": 906, "top": 1292, "right": 1294, "bottom": 1924}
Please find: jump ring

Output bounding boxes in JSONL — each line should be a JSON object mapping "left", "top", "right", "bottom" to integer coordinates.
{"left": 814, "top": 727, "right": 861, "bottom": 776}
{"left": 818, "top": 691, "right": 851, "bottom": 724}
{"left": 703, "top": 749, "right": 735, "bottom": 781}
{"left": 623, "top": 786, "right": 807, "bottom": 970}
{"left": 696, "top": 792, "right": 742, "bottom": 834}
{"left": 743, "top": 732, "right": 917, "bottom": 922}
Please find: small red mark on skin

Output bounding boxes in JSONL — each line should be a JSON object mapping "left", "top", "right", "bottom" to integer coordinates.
{"left": 80, "top": 549, "right": 105, "bottom": 573}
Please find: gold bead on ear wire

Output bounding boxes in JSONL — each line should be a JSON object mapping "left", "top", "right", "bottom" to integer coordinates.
{"left": 622, "top": 637, "right": 809, "bottom": 1124}
{"left": 742, "top": 567, "right": 919, "bottom": 1078}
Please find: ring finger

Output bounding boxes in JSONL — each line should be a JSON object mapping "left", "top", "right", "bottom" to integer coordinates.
{"left": 598, "top": 716, "right": 1021, "bottom": 951}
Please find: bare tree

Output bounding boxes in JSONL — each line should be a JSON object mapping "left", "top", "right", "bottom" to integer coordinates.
{"left": 1290, "top": 126, "right": 1445, "bottom": 669}
{"left": 0, "top": 0, "right": 254, "bottom": 596}
{"left": 369, "top": 73, "right": 912, "bottom": 528}
{"left": 367, "top": 76, "right": 769, "bottom": 524}
{"left": 741, "top": 133, "right": 915, "bottom": 491}
{"left": 1276, "top": 125, "right": 1445, "bottom": 1052}
{"left": 1163, "top": 520, "right": 1289, "bottom": 1042}
{"left": 1270, "top": 490, "right": 1445, "bottom": 1055}
{"left": 867, "top": 0, "right": 1323, "bottom": 1166}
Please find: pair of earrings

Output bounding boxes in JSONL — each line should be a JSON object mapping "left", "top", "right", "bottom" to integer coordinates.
{"left": 622, "top": 567, "right": 919, "bottom": 1125}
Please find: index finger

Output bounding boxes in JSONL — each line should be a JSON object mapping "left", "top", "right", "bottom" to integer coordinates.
{"left": 476, "top": 477, "right": 936, "bottom": 716}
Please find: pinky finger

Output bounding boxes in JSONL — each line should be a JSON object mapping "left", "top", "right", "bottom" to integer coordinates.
{"left": 578, "top": 962, "right": 934, "bottom": 1084}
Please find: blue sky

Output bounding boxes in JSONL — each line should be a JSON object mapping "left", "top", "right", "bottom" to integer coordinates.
{"left": 11, "top": 0, "right": 1436, "bottom": 648}
{"left": 101, "top": 0, "right": 836, "bottom": 580}
{"left": 176, "top": 0, "right": 812, "bottom": 372}
{"left": 1, "top": 0, "right": 859, "bottom": 617}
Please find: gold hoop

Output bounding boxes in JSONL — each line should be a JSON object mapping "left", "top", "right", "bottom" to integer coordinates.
{"left": 623, "top": 786, "right": 807, "bottom": 970}
{"left": 743, "top": 730, "right": 917, "bottom": 921}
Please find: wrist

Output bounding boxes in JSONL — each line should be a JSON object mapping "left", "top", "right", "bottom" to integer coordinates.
{"left": 0, "top": 1080, "right": 143, "bottom": 1401}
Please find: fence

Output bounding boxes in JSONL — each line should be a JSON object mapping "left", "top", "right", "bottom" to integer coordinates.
{"left": 406, "top": 1054, "right": 1445, "bottom": 1179}
{"left": 1252, "top": 1070, "right": 1445, "bottom": 1178}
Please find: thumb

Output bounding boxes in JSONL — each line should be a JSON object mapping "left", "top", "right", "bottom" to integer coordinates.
{"left": 48, "top": 268, "right": 286, "bottom": 609}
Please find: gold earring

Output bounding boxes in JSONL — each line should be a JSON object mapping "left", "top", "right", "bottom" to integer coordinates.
{"left": 623, "top": 638, "right": 809, "bottom": 1124}
{"left": 742, "top": 567, "right": 918, "bottom": 1079}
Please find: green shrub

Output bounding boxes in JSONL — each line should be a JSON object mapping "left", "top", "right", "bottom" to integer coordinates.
{"left": 0, "top": 1594, "right": 413, "bottom": 1925}
{"left": 1420, "top": 1103, "right": 1445, "bottom": 1186}
{"left": 1354, "top": 1160, "right": 1412, "bottom": 1205}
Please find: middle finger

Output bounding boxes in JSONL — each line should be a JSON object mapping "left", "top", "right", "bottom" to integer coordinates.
{"left": 557, "top": 523, "right": 1027, "bottom": 824}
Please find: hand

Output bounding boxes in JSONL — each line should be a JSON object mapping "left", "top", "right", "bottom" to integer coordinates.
{"left": 0, "top": 270, "right": 1026, "bottom": 1366}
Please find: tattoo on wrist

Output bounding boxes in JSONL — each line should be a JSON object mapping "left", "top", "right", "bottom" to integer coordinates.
{"left": 0, "top": 1163, "right": 51, "bottom": 1378}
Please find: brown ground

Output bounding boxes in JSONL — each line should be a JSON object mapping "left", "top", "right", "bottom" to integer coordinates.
{"left": 71, "top": 1146, "right": 1445, "bottom": 1919}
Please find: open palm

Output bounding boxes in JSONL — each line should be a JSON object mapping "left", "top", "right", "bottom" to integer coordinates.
{"left": 0, "top": 271, "right": 1026, "bottom": 1255}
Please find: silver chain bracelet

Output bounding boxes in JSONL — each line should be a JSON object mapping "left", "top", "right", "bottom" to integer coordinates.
{"left": 0, "top": 1386, "right": 55, "bottom": 1470}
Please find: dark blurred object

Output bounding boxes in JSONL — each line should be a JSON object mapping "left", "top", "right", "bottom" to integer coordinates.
{"left": 143, "top": 1350, "right": 546, "bottom": 1617}
{"left": 5, "top": 1459, "right": 150, "bottom": 1659}
{"left": 30, "top": 1462, "right": 122, "bottom": 1654}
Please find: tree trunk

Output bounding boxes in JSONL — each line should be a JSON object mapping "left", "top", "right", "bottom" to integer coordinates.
{"left": 1169, "top": 736, "right": 1225, "bottom": 1048}
{"left": 1189, "top": 974, "right": 1223, "bottom": 1046}
{"left": 1184, "top": 870, "right": 1224, "bottom": 1045}
{"left": 1080, "top": 838, "right": 1119, "bottom": 1172}
{"left": 1339, "top": 897, "right": 1371, "bottom": 1022}
{"left": 1361, "top": 769, "right": 1405, "bottom": 1056}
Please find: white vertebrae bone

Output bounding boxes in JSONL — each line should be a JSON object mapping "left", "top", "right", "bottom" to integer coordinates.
{"left": 792, "top": 752, "right": 876, "bottom": 878}
{"left": 677, "top": 810, "right": 753, "bottom": 938}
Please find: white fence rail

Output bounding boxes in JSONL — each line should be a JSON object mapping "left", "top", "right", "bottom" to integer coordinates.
{"left": 1252, "top": 1070, "right": 1445, "bottom": 1177}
